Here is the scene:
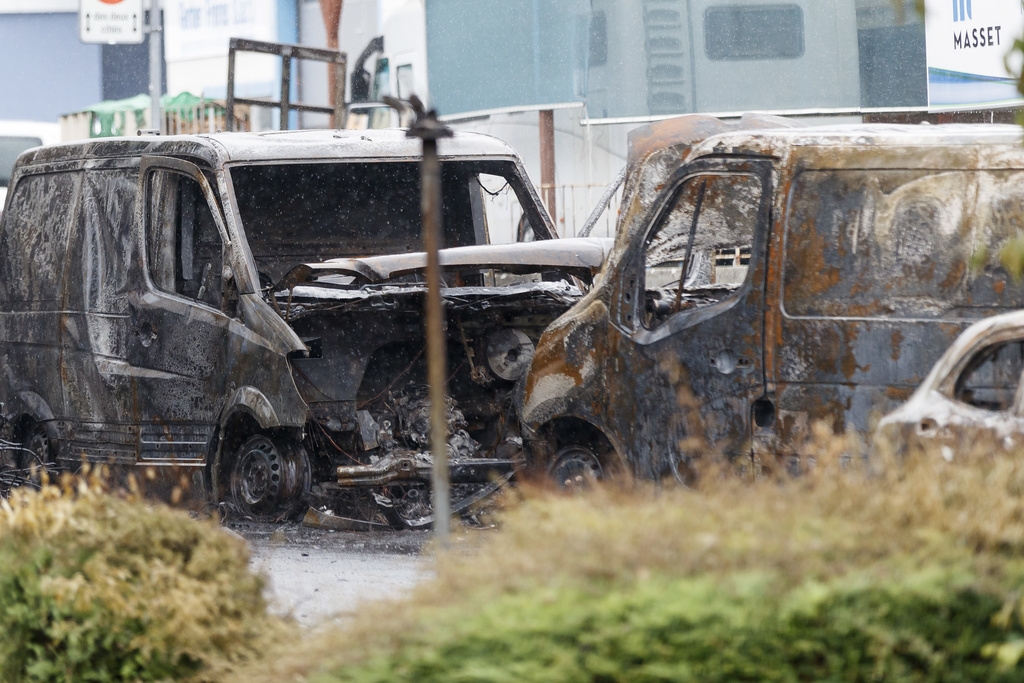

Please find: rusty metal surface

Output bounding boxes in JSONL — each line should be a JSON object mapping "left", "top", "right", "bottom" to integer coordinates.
{"left": 0, "top": 129, "right": 577, "bottom": 524}
{"left": 519, "top": 115, "right": 1024, "bottom": 479}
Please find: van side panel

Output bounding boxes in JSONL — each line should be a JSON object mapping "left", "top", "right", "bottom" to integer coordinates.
{"left": 776, "top": 168, "right": 1024, "bottom": 451}
{"left": 59, "top": 169, "right": 139, "bottom": 464}
{"left": 0, "top": 170, "right": 80, "bottom": 437}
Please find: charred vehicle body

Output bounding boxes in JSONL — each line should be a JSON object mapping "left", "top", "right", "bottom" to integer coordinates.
{"left": 0, "top": 129, "right": 607, "bottom": 522}
{"left": 875, "top": 311, "right": 1024, "bottom": 462}
{"left": 518, "top": 115, "right": 1024, "bottom": 481}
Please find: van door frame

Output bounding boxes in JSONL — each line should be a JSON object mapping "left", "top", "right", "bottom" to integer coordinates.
{"left": 127, "top": 156, "right": 244, "bottom": 465}
{"left": 606, "top": 155, "right": 775, "bottom": 461}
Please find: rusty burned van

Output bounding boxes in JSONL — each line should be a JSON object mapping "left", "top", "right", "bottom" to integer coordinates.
{"left": 518, "top": 115, "right": 1024, "bottom": 483}
{"left": 0, "top": 128, "right": 591, "bottom": 520}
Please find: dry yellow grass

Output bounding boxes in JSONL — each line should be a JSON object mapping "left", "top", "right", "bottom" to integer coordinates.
{"left": 227, "top": 427, "right": 1024, "bottom": 682}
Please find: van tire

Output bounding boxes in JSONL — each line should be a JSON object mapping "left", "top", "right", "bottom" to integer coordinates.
{"left": 549, "top": 445, "right": 604, "bottom": 489}
{"left": 228, "top": 434, "right": 311, "bottom": 521}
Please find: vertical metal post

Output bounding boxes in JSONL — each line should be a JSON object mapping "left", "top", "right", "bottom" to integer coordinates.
{"left": 397, "top": 96, "right": 454, "bottom": 547}
{"left": 539, "top": 109, "right": 556, "bottom": 232}
{"left": 148, "top": 0, "right": 163, "bottom": 134}
{"left": 332, "top": 57, "right": 347, "bottom": 128}
{"left": 280, "top": 46, "right": 292, "bottom": 131}
{"left": 226, "top": 41, "right": 237, "bottom": 132}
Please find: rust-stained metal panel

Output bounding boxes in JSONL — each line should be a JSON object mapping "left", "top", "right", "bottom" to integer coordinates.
{"left": 519, "top": 115, "right": 1024, "bottom": 480}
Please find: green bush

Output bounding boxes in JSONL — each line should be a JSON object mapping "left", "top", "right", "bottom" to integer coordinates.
{"left": 0, "top": 479, "right": 285, "bottom": 682}
{"left": 314, "top": 570, "right": 1023, "bottom": 683}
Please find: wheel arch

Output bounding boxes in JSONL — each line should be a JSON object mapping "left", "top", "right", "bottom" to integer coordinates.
{"left": 4, "top": 391, "right": 58, "bottom": 445}
{"left": 530, "top": 415, "right": 628, "bottom": 476}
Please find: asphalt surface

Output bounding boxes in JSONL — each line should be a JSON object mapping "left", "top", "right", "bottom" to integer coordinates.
{"left": 227, "top": 520, "right": 434, "bottom": 626}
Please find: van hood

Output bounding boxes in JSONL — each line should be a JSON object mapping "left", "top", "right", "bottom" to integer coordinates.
{"left": 276, "top": 237, "right": 614, "bottom": 290}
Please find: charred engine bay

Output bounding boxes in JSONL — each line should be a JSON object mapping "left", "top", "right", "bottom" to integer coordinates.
{"left": 281, "top": 278, "right": 585, "bottom": 527}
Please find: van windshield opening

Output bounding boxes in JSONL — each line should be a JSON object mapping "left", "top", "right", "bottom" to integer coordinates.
{"left": 229, "top": 159, "right": 542, "bottom": 284}
{"left": 642, "top": 172, "right": 762, "bottom": 328}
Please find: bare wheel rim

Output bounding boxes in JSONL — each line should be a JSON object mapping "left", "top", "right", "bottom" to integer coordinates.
{"left": 233, "top": 436, "right": 282, "bottom": 508}
{"left": 229, "top": 435, "right": 311, "bottom": 519}
{"left": 550, "top": 446, "right": 603, "bottom": 489}
{"left": 26, "top": 426, "right": 50, "bottom": 461}
{"left": 21, "top": 424, "right": 53, "bottom": 480}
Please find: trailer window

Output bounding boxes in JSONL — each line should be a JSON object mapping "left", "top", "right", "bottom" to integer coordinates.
{"left": 705, "top": 5, "right": 804, "bottom": 61}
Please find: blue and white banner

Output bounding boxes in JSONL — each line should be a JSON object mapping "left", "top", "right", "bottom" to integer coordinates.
{"left": 925, "top": 0, "right": 1024, "bottom": 108}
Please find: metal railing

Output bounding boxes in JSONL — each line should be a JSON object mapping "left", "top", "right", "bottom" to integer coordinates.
{"left": 226, "top": 38, "right": 347, "bottom": 131}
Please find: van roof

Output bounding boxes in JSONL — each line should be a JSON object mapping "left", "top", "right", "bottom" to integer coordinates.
{"left": 15, "top": 128, "right": 522, "bottom": 168}
{"left": 686, "top": 122, "right": 1024, "bottom": 163}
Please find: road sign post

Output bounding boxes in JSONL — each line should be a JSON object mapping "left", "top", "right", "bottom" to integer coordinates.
{"left": 149, "top": 0, "right": 163, "bottom": 133}
{"left": 79, "top": 0, "right": 144, "bottom": 45}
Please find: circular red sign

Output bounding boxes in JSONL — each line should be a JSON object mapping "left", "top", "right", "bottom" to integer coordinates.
{"left": 96, "top": 0, "right": 124, "bottom": 4}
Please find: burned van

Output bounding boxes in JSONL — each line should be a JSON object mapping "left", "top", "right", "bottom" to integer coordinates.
{"left": 0, "top": 129, "right": 607, "bottom": 521}
{"left": 518, "top": 115, "right": 1024, "bottom": 482}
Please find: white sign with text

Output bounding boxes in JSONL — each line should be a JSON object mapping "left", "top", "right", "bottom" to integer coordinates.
{"left": 925, "top": 0, "right": 1024, "bottom": 108}
{"left": 79, "top": 0, "right": 144, "bottom": 45}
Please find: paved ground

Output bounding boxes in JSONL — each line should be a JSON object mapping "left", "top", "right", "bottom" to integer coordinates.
{"left": 227, "top": 520, "right": 434, "bottom": 626}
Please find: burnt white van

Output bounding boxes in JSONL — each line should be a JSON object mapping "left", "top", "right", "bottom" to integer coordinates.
{"left": 518, "top": 116, "right": 1024, "bottom": 483}
{"left": 0, "top": 129, "right": 604, "bottom": 521}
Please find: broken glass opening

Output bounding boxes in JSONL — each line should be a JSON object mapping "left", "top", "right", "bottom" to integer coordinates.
{"left": 953, "top": 340, "right": 1024, "bottom": 412}
{"left": 229, "top": 159, "right": 541, "bottom": 284}
{"left": 642, "top": 172, "right": 762, "bottom": 328}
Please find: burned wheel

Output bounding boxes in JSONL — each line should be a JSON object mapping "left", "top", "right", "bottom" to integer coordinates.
{"left": 549, "top": 445, "right": 604, "bottom": 489}
{"left": 228, "top": 435, "right": 311, "bottom": 521}
{"left": 2, "top": 424, "right": 55, "bottom": 497}
{"left": 24, "top": 425, "right": 50, "bottom": 463}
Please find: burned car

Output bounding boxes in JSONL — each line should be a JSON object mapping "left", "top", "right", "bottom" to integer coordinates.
{"left": 0, "top": 128, "right": 608, "bottom": 522}
{"left": 875, "top": 311, "right": 1024, "bottom": 462}
{"left": 518, "top": 115, "right": 1024, "bottom": 482}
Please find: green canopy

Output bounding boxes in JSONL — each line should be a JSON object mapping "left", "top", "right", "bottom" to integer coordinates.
{"left": 74, "top": 92, "right": 220, "bottom": 138}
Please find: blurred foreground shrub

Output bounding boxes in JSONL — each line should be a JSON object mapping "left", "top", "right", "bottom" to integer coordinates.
{"left": 233, "top": 434, "right": 1024, "bottom": 682}
{"left": 0, "top": 475, "right": 284, "bottom": 682}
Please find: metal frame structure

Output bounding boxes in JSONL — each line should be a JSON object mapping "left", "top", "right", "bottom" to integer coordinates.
{"left": 226, "top": 38, "right": 347, "bottom": 131}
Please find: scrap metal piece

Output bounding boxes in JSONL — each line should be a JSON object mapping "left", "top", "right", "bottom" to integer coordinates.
{"left": 356, "top": 410, "right": 381, "bottom": 450}
{"left": 373, "top": 471, "right": 514, "bottom": 529}
{"left": 301, "top": 506, "right": 391, "bottom": 532}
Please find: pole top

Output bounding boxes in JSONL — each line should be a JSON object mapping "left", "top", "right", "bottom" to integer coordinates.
{"left": 384, "top": 95, "right": 453, "bottom": 142}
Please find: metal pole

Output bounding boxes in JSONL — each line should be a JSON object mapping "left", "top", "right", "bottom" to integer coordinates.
{"left": 226, "top": 42, "right": 236, "bottom": 132}
{"left": 421, "top": 138, "right": 450, "bottom": 546}
{"left": 396, "top": 96, "right": 454, "bottom": 547}
{"left": 148, "top": 0, "right": 163, "bottom": 134}
{"left": 539, "top": 109, "right": 556, "bottom": 232}
{"left": 280, "top": 46, "right": 292, "bottom": 131}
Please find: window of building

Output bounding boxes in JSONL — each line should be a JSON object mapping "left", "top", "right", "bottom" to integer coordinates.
{"left": 705, "top": 5, "right": 805, "bottom": 61}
